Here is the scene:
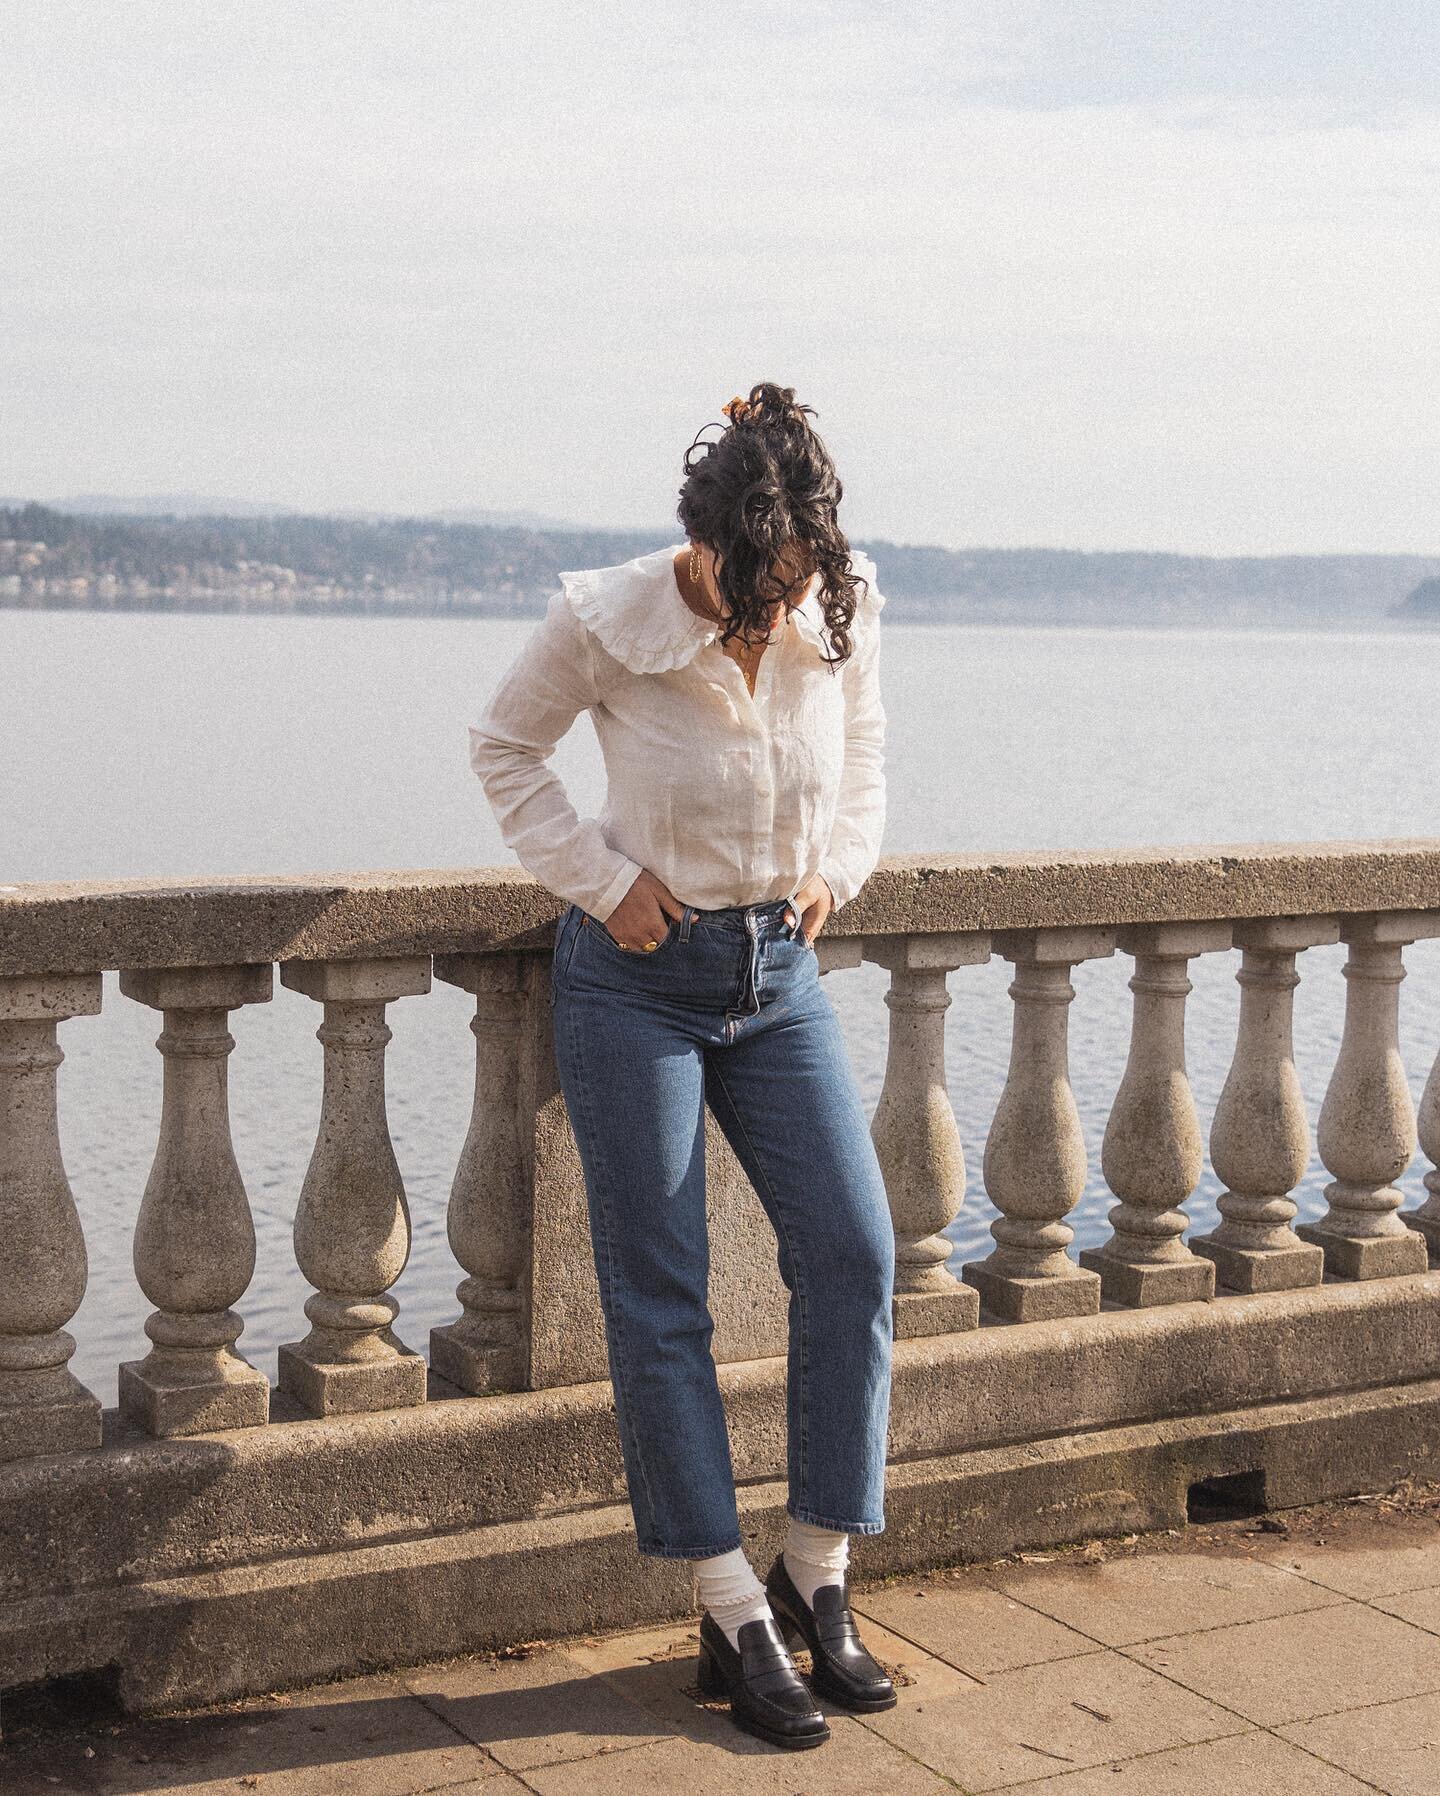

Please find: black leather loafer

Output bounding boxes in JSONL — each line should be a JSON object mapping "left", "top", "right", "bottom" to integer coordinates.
{"left": 696, "top": 1610, "right": 830, "bottom": 1750}
{"left": 765, "top": 1552, "right": 898, "bottom": 1712}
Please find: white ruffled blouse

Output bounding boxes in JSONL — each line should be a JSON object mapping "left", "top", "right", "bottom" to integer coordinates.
{"left": 468, "top": 542, "right": 887, "bottom": 922}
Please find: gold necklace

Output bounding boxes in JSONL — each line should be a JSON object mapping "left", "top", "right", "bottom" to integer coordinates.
{"left": 687, "top": 542, "right": 775, "bottom": 696}
{"left": 724, "top": 628, "right": 772, "bottom": 698}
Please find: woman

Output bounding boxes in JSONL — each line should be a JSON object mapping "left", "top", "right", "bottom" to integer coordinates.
{"left": 469, "top": 383, "right": 896, "bottom": 1753}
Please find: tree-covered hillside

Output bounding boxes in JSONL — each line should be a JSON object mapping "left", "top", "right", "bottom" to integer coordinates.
{"left": 0, "top": 504, "right": 661, "bottom": 617}
{"left": 3, "top": 504, "right": 1438, "bottom": 625}
{"left": 1394, "top": 575, "right": 1440, "bottom": 619}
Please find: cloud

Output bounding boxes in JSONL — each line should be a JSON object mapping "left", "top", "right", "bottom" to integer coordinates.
{"left": 2, "top": 3, "right": 1437, "bottom": 551}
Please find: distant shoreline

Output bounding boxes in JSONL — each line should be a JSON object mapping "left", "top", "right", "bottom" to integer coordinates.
{"left": 4, "top": 502, "right": 1439, "bottom": 629}
{"left": 9, "top": 591, "right": 1440, "bottom": 634}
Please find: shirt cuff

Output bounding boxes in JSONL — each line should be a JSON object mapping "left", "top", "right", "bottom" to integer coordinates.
{"left": 591, "top": 855, "right": 645, "bottom": 923}
{"left": 817, "top": 858, "right": 855, "bottom": 912}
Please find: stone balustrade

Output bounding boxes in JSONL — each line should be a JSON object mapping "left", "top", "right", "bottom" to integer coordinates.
{"left": 5, "top": 838, "right": 1440, "bottom": 1718}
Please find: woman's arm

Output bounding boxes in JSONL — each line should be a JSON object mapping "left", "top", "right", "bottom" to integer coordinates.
{"left": 816, "top": 599, "right": 887, "bottom": 911}
{"left": 469, "top": 588, "right": 644, "bottom": 921}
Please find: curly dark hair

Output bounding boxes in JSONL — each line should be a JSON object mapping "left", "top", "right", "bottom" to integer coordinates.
{"left": 676, "top": 381, "right": 868, "bottom": 670}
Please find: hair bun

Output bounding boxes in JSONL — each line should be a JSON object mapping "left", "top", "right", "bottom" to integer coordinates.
{"left": 722, "top": 382, "right": 812, "bottom": 431}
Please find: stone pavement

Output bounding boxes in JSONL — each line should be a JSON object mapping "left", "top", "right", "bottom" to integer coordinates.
{"left": 9, "top": 1485, "right": 1440, "bottom": 1794}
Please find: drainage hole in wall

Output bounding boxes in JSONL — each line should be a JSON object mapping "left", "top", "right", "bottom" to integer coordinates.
{"left": 1187, "top": 1471, "right": 1267, "bottom": 1523}
{"left": 0, "top": 1666, "right": 124, "bottom": 1743}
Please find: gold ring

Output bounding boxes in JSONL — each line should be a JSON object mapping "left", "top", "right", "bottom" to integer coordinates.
{"left": 642, "top": 940, "right": 660, "bottom": 952}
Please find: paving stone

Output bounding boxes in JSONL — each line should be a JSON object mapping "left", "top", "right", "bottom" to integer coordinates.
{"left": 859, "top": 1646, "right": 1243, "bottom": 1790}
{"left": 1259, "top": 1536, "right": 1440, "bottom": 1600}
{"left": 0, "top": 1673, "right": 503, "bottom": 1795}
{"left": 1000, "top": 1727, "right": 1376, "bottom": 1794}
{"left": 562, "top": 1619, "right": 704, "bottom": 1676}
{"left": 1279, "top": 1688, "right": 1440, "bottom": 1795}
{"left": 400, "top": 1647, "right": 671, "bottom": 1772}
{"left": 985, "top": 1550, "right": 1344, "bottom": 1646}
{"left": 854, "top": 1578, "right": 1100, "bottom": 1674}
{"left": 427, "top": 1774, "right": 531, "bottom": 1788}
{"left": 1373, "top": 1585, "right": 1440, "bottom": 1636}
{"left": 519, "top": 1721, "right": 955, "bottom": 1794}
{"left": 811, "top": 1612, "right": 982, "bottom": 1706}
{"left": 1127, "top": 1602, "right": 1440, "bottom": 1727}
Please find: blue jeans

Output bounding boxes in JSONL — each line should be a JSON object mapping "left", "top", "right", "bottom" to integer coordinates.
{"left": 551, "top": 893, "right": 895, "bottom": 1559}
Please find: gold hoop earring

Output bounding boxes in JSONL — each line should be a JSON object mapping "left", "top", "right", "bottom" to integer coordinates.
{"left": 689, "top": 543, "right": 702, "bottom": 587}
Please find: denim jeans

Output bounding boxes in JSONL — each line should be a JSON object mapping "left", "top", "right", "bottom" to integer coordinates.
{"left": 551, "top": 892, "right": 895, "bottom": 1559}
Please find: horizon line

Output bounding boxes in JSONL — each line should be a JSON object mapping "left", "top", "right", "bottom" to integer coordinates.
{"left": 4, "top": 496, "right": 1438, "bottom": 565}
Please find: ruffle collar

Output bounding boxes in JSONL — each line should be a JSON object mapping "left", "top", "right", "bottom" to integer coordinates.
{"left": 560, "top": 543, "right": 882, "bottom": 676}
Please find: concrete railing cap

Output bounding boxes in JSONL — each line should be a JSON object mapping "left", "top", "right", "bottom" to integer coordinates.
{"left": 4, "top": 839, "right": 1440, "bottom": 976}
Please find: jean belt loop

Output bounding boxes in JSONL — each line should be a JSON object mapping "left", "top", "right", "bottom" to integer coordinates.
{"left": 679, "top": 904, "right": 694, "bottom": 943}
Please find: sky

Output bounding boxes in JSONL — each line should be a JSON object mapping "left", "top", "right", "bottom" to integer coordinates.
{"left": 3, "top": 2, "right": 1438, "bottom": 555}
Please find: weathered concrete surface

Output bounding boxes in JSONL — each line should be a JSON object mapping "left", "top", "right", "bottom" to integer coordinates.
{"left": 8, "top": 846, "right": 1440, "bottom": 1727}
{"left": 1, "top": 1382, "right": 1433, "bottom": 1711}
{"left": 6, "top": 1274, "right": 1440, "bottom": 1606}
{"left": 7, "top": 1488, "right": 1440, "bottom": 1791}
{"left": 6, "top": 838, "right": 1440, "bottom": 974}
{"left": 4, "top": 1334, "right": 1440, "bottom": 1710}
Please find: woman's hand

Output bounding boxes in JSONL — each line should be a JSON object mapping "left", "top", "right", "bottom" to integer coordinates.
{"left": 602, "top": 868, "right": 687, "bottom": 950}
{"left": 787, "top": 873, "right": 836, "bottom": 946}
{"left": 603, "top": 868, "right": 835, "bottom": 949}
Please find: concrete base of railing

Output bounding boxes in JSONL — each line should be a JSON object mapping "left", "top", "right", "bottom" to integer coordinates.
{"left": 5, "top": 1274, "right": 1440, "bottom": 1718}
{"left": 0, "top": 1367, "right": 101, "bottom": 1465}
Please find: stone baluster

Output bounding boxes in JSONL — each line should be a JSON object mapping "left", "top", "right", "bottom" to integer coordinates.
{"left": 277, "top": 957, "right": 432, "bottom": 1415}
{"left": 1298, "top": 914, "right": 1434, "bottom": 1279}
{"left": 1407, "top": 1037, "right": 1440, "bottom": 1263}
{"left": 1191, "top": 918, "right": 1338, "bottom": 1292}
{"left": 0, "top": 973, "right": 104, "bottom": 1462}
{"left": 430, "top": 951, "right": 532, "bottom": 1393}
{"left": 863, "top": 932, "right": 992, "bottom": 1337}
{"left": 1079, "top": 922, "right": 1231, "bottom": 1305}
{"left": 964, "top": 928, "right": 1115, "bottom": 1322}
{"left": 116, "top": 964, "right": 273, "bottom": 1436}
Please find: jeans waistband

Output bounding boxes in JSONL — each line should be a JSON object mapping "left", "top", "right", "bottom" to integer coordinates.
{"left": 685, "top": 893, "right": 799, "bottom": 931}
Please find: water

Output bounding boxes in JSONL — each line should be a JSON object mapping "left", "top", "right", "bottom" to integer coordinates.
{"left": 5, "top": 609, "right": 1440, "bottom": 1404}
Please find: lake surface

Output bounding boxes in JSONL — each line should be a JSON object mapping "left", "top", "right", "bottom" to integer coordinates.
{"left": 5, "top": 608, "right": 1440, "bottom": 1404}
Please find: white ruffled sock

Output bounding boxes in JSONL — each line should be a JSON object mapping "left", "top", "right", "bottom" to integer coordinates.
{"left": 783, "top": 1518, "right": 851, "bottom": 1608}
{"left": 693, "top": 1545, "right": 773, "bottom": 1648}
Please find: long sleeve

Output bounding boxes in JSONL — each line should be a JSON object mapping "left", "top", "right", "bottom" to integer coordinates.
{"left": 816, "top": 597, "right": 888, "bottom": 911}
{"left": 469, "top": 587, "right": 644, "bottom": 921}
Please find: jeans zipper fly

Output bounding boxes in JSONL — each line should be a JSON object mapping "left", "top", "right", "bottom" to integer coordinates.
{"left": 725, "top": 910, "right": 761, "bottom": 1043}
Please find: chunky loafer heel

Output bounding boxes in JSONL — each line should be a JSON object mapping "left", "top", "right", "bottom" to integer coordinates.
{"left": 695, "top": 1641, "right": 728, "bottom": 1699}
{"left": 765, "top": 1553, "right": 899, "bottom": 1713}
{"left": 696, "top": 1610, "right": 830, "bottom": 1750}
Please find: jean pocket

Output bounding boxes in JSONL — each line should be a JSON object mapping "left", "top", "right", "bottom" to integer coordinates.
{"left": 553, "top": 904, "right": 584, "bottom": 980}
{"left": 782, "top": 906, "right": 815, "bottom": 951}
{"left": 589, "top": 912, "right": 677, "bottom": 956}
